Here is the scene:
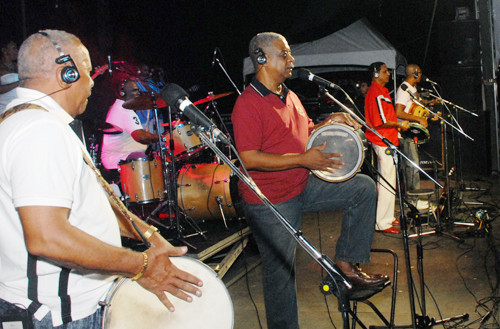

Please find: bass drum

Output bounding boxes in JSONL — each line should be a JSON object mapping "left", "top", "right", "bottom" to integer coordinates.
{"left": 177, "top": 162, "right": 238, "bottom": 221}
{"left": 101, "top": 256, "right": 234, "bottom": 329}
{"left": 306, "top": 123, "right": 367, "bottom": 182}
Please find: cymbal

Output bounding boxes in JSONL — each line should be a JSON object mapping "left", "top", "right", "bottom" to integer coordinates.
{"left": 123, "top": 94, "right": 168, "bottom": 110}
{"left": 193, "top": 92, "right": 233, "bottom": 105}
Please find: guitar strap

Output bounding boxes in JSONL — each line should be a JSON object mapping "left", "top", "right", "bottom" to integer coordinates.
{"left": 0, "top": 103, "right": 150, "bottom": 246}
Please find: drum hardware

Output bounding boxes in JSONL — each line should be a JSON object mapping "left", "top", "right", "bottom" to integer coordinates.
{"left": 101, "top": 256, "right": 234, "bottom": 329}
{"left": 306, "top": 123, "right": 367, "bottom": 182}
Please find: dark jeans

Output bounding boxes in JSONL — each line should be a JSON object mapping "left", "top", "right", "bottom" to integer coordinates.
{"left": 243, "top": 173, "right": 376, "bottom": 329}
{"left": 0, "top": 299, "right": 102, "bottom": 329}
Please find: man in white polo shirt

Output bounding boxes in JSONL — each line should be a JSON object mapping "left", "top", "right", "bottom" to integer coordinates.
{"left": 0, "top": 30, "right": 201, "bottom": 329}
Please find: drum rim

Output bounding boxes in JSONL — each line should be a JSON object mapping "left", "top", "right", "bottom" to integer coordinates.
{"left": 402, "top": 122, "right": 430, "bottom": 145}
{"left": 306, "top": 123, "right": 365, "bottom": 182}
{"left": 118, "top": 157, "right": 151, "bottom": 165}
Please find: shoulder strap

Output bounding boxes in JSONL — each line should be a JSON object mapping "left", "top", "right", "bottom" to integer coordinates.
{"left": 0, "top": 103, "right": 48, "bottom": 124}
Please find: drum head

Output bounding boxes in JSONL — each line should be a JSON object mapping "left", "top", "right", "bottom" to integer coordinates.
{"left": 102, "top": 257, "right": 234, "bottom": 329}
{"left": 402, "top": 123, "right": 430, "bottom": 145}
{"left": 306, "top": 124, "right": 365, "bottom": 182}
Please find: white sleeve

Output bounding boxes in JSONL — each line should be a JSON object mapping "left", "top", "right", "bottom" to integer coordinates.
{"left": 395, "top": 85, "right": 411, "bottom": 106}
{"left": 106, "top": 104, "right": 143, "bottom": 135}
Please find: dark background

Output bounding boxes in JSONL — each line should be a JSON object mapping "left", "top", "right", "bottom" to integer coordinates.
{"left": 1, "top": 0, "right": 488, "bottom": 173}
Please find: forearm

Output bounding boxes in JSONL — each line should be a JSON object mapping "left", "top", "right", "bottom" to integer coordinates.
{"left": 19, "top": 206, "right": 144, "bottom": 277}
{"left": 240, "top": 150, "right": 303, "bottom": 171}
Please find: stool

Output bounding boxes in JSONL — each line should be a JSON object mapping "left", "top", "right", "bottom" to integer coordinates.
{"left": 321, "top": 249, "right": 398, "bottom": 329}
{"left": 407, "top": 189, "right": 435, "bottom": 230}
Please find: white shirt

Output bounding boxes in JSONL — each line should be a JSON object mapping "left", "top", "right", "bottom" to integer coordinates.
{"left": 395, "top": 81, "right": 417, "bottom": 114}
{"left": 0, "top": 73, "right": 19, "bottom": 114}
{"left": 0, "top": 87, "right": 121, "bottom": 326}
{"left": 101, "top": 99, "right": 147, "bottom": 169}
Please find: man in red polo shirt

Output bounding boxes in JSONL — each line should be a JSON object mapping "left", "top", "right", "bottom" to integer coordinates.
{"left": 232, "top": 33, "right": 388, "bottom": 329}
{"left": 365, "top": 62, "right": 409, "bottom": 233}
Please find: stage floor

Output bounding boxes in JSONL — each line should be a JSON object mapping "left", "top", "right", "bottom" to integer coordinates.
{"left": 212, "top": 174, "right": 500, "bottom": 328}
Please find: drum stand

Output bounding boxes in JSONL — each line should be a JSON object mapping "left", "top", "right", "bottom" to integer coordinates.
{"left": 143, "top": 97, "right": 206, "bottom": 246}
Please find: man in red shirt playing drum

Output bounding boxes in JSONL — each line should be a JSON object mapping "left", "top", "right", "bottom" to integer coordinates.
{"left": 232, "top": 32, "right": 389, "bottom": 329}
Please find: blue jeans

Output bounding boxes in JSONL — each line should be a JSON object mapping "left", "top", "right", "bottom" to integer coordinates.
{"left": 400, "top": 138, "right": 420, "bottom": 192}
{"left": 243, "top": 173, "right": 376, "bottom": 329}
{"left": 0, "top": 298, "right": 102, "bottom": 329}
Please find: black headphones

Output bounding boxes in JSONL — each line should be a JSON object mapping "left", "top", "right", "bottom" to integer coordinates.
{"left": 37, "top": 31, "right": 80, "bottom": 84}
{"left": 254, "top": 48, "right": 267, "bottom": 65}
{"left": 414, "top": 68, "right": 420, "bottom": 79}
{"left": 119, "top": 79, "right": 129, "bottom": 97}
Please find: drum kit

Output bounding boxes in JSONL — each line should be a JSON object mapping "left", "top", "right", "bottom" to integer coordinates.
{"left": 94, "top": 80, "right": 239, "bottom": 239}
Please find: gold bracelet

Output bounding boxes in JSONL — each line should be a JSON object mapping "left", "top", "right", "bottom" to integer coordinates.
{"left": 131, "top": 251, "right": 148, "bottom": 281}
{"left": 144, "top": 225, "right": 159, "bottom": 241}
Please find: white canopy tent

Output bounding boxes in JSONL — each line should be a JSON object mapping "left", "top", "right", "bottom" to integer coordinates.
{"left": 242, "top": 18, "right": 407, "bottom": 91}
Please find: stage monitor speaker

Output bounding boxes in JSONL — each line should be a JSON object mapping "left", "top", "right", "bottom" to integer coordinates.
{"left": 439, "top": 65, "right": 482, "bottom": 114}
{"left": 437, "top": 20, "right": 480, "bottom": 66}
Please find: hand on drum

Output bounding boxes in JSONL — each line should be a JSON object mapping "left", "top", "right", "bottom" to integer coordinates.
{"left": 137, "top": 239, "right": 203, "bottom": 312}
{"left": 302, "top": 141, "right": 344, "bottom": 172}
{"left": 417, "top": 117, "right": 428, "bottom": 128}
{"left": 399, "top": 120, "right": 410, "bottom": 131}
{"left": 326, "top": 113, "right": 361, "bottom": 130}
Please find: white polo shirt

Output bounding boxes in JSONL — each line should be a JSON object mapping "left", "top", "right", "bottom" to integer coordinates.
{"left": 0, "top": 87, "right": 121, "bottom": 326}
{"left": 101, "top": 99, "right": 147, "bottom": 169}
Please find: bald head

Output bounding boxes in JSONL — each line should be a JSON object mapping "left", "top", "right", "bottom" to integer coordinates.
{"left": 405, "top": 64, "right": 420, "bottom": 79}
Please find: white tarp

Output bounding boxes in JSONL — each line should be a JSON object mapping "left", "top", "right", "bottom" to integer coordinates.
{"left": 242, "top": 18, "right": 407, "bottom": 78}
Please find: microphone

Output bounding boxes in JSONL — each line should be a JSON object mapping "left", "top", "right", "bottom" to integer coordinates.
{"left": 297, "top": 68, "right": 339, "bottom": 90}
{"left": 107, "top": 55, "right": 112, "bottom": 75}
{"left": 161, "top": 83, "right": 230, "bottom": 144}
{"left": 401, "top": 84, "right": 418, "bottom": 100}
{"left": 211, "top": 48, "right": 218, "bottom": 67}
{"left": 421, "top": 75, "right": 438, "bottom": 85}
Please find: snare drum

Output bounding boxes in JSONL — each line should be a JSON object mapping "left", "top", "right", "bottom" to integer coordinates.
{"left": 177, "top": 162, "right": 238, "bottom": 221}
{"left": 119, "top": 157, "right": 165, "bottom": 203}
{"left": 401, "top": 122, "right": 430, "bottom": 145}
{"left": 101, "top": 256, "right": 234, "bottom": 329}
{"left": 163, "top": 122, "right": 205, "bottom": 162}
{"left": 306, "top": 123, "right": 367, "bottom": 182}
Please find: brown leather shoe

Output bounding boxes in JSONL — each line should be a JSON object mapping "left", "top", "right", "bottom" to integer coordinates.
{"left": 335, "top": 260, "right": 389, "bottom": 287}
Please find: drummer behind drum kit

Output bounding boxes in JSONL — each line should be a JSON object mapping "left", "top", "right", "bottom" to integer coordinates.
{"left": 107, "top": 88, "right": 239, "bottom": 238}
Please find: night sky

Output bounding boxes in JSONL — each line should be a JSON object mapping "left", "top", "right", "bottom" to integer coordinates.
{"left": 1, "top": 0, "right": 475, "bottom": 119}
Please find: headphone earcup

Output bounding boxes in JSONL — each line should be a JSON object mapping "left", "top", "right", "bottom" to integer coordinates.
{"left": 257, "top": 54, "right": 267, "bottom": 65}
{"left": 414, "top": 70, "right": 419, "bottom": 79}
{"left": 374, "top": 72, "right": 379, "bottom": 78}
{"left": 255, "top": 48, "right": 267, "bottom": 65}
{"left": 61, "top": 65, "right": 80, "bottom": 84}
{"left": 119, "top": 90, "right": 126, "bottom": 97}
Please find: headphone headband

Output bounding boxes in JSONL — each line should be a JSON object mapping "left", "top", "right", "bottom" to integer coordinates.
{"left": 37, "top": 31, "right": 80, "bottom": 84}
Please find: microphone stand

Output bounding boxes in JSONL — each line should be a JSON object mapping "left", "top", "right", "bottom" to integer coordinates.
{"left": 213, "top": 57, "right": 241, "bottom": 96}
{"left": 192, "top": 126, "right": 354, "bottom": 329}
{"left": 324, "top": 90, "right": 467, "bottom": 328}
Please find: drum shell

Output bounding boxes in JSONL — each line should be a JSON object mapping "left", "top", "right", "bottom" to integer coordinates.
{"left": 101, "top": 256, "right": 234, "bottom": 329}
{"left": 306, "top": 123, "right": 367, "bottom": 182}
{"left": 401, "top": 122, "right": 430, "bottom": 145}
{"left": 162, "top": 122, "right": 205, "bottom": 160}
{"left": 177, "top": 162, "right": 238, "bottom": 221}
{"left": 118, "top": 157, "right": 165, "bottom": 203}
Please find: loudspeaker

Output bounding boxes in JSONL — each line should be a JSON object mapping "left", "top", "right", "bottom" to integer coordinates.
{"left": 37, "top": 31, "right": 80, "bottom": 84}
{"left": 437, "top": 20, "right": 480, "bottom": 66}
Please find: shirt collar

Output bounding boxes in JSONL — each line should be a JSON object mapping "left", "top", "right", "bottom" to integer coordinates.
{"left": 250, "top": 77, "right": 290, "bottom": 101}
{"left": 8, "top": 87, "right": 75, "bottom": 125}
